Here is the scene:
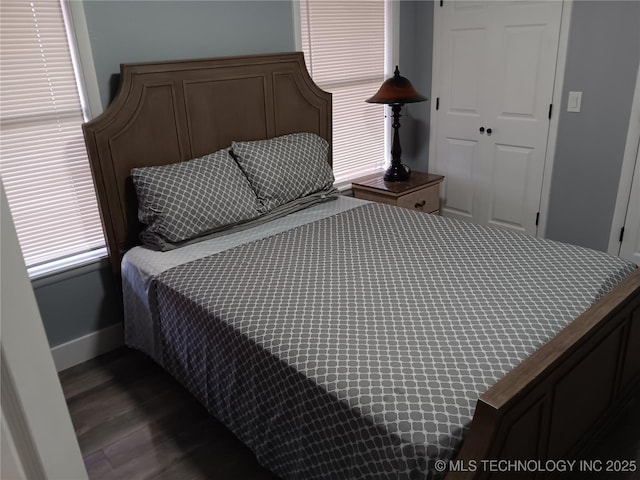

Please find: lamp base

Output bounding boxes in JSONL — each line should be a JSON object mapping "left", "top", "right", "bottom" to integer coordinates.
{"left": 383, "top": 163, "right": 410, "bottom": 182}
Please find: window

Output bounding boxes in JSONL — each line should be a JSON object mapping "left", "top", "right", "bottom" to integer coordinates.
{"left": 298, "top": 0, "right": 394, "bottom": 185}
{"left": 0, "top": 0, "right": 105, "bottom": 273}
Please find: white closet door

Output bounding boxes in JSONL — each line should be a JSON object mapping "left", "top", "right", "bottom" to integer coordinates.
{"left": 433, "top": 1, "right": 563, "bottom": 235}
{"left": 620, "top": 143, "right": 640, "bottom": 265}
{"left": 613, "top": 63, "right": 640, "bottom": 265}
{"left": 435, "top": 1, "right": 492, "bottom": 224}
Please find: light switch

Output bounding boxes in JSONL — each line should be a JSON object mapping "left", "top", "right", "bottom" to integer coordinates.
{"left": 567, "top": 91, "right": 582, "bottom": 112}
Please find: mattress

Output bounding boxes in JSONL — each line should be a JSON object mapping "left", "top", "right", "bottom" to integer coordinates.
{"left": 122, "top": 196, "right": 635, "bottom": 480}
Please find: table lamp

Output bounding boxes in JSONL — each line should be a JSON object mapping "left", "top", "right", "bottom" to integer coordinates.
{"left": 366, "top": 66, "right": 427, "bottom": 182}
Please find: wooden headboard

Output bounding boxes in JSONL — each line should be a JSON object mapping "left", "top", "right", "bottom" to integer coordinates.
{"left": 82, "top": 52, "right": 332, "bottom": 275}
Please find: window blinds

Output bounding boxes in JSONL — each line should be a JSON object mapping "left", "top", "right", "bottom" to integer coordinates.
{"left": 0, "top": 0, "right": 104, "bottom": 269}
{"left": 299, "top": 0, "right": 386, "bottom": 184}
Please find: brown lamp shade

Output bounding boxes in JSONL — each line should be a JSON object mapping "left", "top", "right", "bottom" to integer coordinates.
{"left": 366, "top": 66, "right": 427, "bottom": 105}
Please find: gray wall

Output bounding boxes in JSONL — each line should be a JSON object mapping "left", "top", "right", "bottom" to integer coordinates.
{"left": 35, "top": 0, "right": 296, "bottom": 348}
{"left": 33, "top": 261, "right": 120, "bottom": 347}
{"left": 545, "top": 1, "right": 640, "bottom": 251}
{"left": 398, "top": 1, "right": 434, "bottom": 173}
{"left": 83, "top": 0, "right": 295, "bottom": 108}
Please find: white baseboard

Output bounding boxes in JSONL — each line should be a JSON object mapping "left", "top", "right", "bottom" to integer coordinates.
{"left": 51, "top": 323, "right": 124, "bottom": 372}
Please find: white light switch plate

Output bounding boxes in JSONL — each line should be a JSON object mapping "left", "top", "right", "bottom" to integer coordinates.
{"left": 567, "top": 91, "right": 582, "bottom": 112}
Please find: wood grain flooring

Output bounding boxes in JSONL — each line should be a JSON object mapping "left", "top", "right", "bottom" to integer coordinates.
{"left": 59, "top": 347, "right": 280, "bottom": 480}
{"left": 60, "top": 347, "right": 640, "bottom": 480}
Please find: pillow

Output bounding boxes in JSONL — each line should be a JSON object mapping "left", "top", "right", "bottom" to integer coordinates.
{"left": 231, "top": 132, "right": 334, "bottom": 211}
{"left": 131, "top": 149, "right": 262, "bottom": 249}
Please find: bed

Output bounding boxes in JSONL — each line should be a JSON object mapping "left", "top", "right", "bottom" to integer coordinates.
{"left": 82, "top": 52, "right": 640, "bottom": 480}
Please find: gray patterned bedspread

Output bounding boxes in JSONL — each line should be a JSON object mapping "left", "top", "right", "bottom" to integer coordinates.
{"left": 144, "top": 202, "right": 635, "bottom": 480}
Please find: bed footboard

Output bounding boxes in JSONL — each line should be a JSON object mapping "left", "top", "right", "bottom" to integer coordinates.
{"left": 448, "top": 268, "right": 640, "bottom": 480}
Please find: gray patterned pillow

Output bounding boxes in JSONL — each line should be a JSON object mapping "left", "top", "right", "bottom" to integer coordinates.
{"left": 231, "top": 132, "right": 334, "bottom": 211}
{"left": 131, "top": 149, "right": 262, "bottom": 249}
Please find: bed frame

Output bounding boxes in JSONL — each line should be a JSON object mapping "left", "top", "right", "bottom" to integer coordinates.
{"left": 83, "top": 52, "right": 640, "bottom": 479}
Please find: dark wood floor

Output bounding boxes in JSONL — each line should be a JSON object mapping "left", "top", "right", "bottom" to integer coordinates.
{"left": 59, "top": 347, "right": 280, "bottom": 480}
{"left": 59, "top": 347, "right": 640, "bottom": 480}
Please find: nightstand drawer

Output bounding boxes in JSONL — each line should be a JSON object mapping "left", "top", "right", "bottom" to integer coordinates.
{"left": 351, "top": 171, "right": 444, "bottom": 215}
{"left": 397, "top": 185, "right": 439, "bottom": 213}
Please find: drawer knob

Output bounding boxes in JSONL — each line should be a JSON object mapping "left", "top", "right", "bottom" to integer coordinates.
{"left": 415, "top": 200, "right": 426, "bottom": 209}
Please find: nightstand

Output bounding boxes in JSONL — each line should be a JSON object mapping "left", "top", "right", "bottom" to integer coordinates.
{"left": 351, "top": 171, "right": 444, "bottom": 214}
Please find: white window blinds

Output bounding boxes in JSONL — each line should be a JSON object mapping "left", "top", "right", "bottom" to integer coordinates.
{"left": 1, "top": 0, "right": 104, "bottom": 269}
{"left": 299, "top": 0, "right": 386, "bottom": 184}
